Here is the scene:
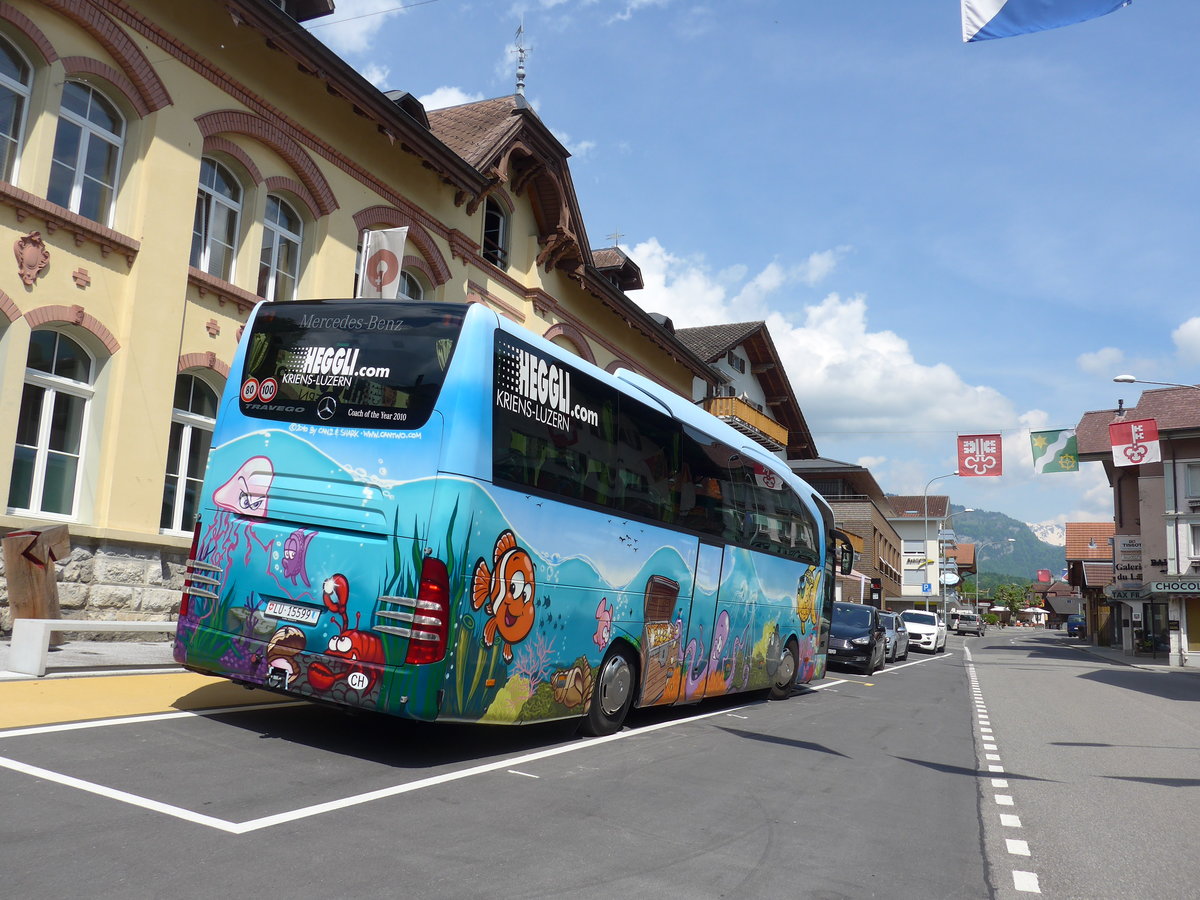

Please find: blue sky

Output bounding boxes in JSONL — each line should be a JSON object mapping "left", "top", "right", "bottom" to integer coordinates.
{"left": 306, "top": 0, "right": 1200, "bottom": 528}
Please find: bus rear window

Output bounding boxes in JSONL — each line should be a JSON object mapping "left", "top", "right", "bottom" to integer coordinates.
{"left": 238, "top": 300, "right": 465, "bottom": 429}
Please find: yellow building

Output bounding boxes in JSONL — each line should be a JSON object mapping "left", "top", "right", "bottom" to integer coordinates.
{"left": 0, "top": 0, "right": 714, "bottom": 626}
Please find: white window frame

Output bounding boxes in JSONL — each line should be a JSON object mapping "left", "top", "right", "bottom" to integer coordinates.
{"left": 160, "top": 375, "right": 218, "bottom": 535}
{"left": 0, "top": 34, "right": 32, "bottom": 183}
{"left": 258, "top": 194, "right": 302, "bottom": 301}
{"left": 1190, "top": 523, "right": 1200, "bottom": 560}
{"left": 48, "top": 81, "right": 125, "bottom": 226}
{"left": 400, "top": 268, "right": 426, "bottom": 301}
{"left": 191, "top": 157, "right": 243, "bottom": 281}
{"left": 9, "top": 334, "right": 95, "bottom": 519}
{"left": 482, "top": 197, "right": 509, "bottom": 269}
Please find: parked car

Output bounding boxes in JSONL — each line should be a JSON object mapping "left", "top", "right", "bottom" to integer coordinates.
{"left": 1066, "top": 614, "right": 1086, "bottom": 637}
{"left": 828, "top": 602, "right": 888, "bottom": 674}
{"left": 900, "top": 609, "right": 947, "bottom": 653}
{"left": 953, "top": 612, "right": 986, "bottom": 636}
{"left": 879, "top": 611, "right": 910, "bottom": 662}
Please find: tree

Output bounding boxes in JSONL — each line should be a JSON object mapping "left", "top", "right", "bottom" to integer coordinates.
{"left": 993, "top": 583, "right": 1029, "bottom": 620}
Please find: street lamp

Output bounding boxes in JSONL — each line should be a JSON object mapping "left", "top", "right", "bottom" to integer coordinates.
{"left": 923, "top": 472, "right": 957, "bottom": 613}
{"left": 1113, "top": 374, "right": 1200, "bottom": 389}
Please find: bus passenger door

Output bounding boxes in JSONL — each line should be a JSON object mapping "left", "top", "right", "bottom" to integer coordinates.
{"left": 676, "top": 540, "right": 724, "bottom": 705}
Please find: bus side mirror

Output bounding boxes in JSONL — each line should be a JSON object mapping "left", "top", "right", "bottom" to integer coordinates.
{"left": 840, "top": 544, "right": 854, "bottom": 576}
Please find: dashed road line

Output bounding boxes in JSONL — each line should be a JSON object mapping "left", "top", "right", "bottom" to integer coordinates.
{"left": 966, "top": 648, "right": 1043, "bottom": 894}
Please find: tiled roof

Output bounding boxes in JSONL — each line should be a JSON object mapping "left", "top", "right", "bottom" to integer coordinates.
{"left": 1082, "top": 561, "right": 1114, "bottom": 587}
{"left": 887, "top": 495, "right": 949, "bottom": 519}
{"left": 427, "top": 96, "right": 524, "bottom": 169}
{"left": 674, "top": 322, "right": 766, "bottom": 362}
{"left": 1077, "top": 385, "right": 1200, "bottom": 456}
{"left": 1065, "top": 522, "right": 1114, "bottom": 560}
{"left": 946, "top": 543, "right": 975, "bottom": 568}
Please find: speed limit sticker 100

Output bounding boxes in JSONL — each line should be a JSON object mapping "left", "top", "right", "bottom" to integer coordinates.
{"left": 241, "top": 377, "right": 278, "bottom": 403}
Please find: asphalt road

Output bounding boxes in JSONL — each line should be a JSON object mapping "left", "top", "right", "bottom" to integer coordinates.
{"left": 2, "top": 631, "right": 1194, "bottom": 899}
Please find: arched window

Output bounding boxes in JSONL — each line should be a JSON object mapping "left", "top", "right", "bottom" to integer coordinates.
{"left": 482, "top": 197, "right": 509, "bottom": 269}
{"left": 9, "top": 331, "right": 95, "bottom": 517}
{"left": 258, "top": 194, "right": 302, "bottom": 301}
{"left": 400, "top": 268, "right": 427, "bottom": 301}
{"left": 190, "top": 157, "right": 243, "bottom": 281}
{"left": 160, "top": 373, "right": 218, "bottom": 533}
{"left": 47, "top": 81, "right": 125, "bottom": 225}
{"left": 0, "top": 34, "right": 32, "bottom": 183}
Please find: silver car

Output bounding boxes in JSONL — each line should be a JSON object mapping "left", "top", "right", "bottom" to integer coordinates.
{"left": 879, "top": 611, "right": 910, "bottom": 662}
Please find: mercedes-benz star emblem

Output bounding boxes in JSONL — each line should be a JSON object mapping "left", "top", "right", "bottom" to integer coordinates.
{"left": 317, "top": 395, "right": 337, "bottom": 420}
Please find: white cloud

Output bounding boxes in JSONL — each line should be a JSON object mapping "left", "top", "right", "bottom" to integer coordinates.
{"left": 553, "top": 130, "right": 597, "bottom": 159}
{"left": 630, "top": 236, "right": 1016, "bottom": 442}
{"left": 1172, "top": 316, "right": 1200, "bottom": 364}
{"left": 418, "top": 86, "right": 485, "bottom": 111}
{"left": 358, "top": 63, "right": 390, "bottom": 89}
{"left": 1076, "top": 346, "right": 1124, "bottom": 375}
{"left": 305, "top": 0, "right": 407, "bottom": 56}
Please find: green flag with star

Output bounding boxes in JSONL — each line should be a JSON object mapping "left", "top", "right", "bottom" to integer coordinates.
{"left": 1030, "top": 429, "right": 1078, "bottom": 473}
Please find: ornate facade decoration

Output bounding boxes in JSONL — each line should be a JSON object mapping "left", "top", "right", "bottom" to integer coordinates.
{"left": 14, "top": 231, "right": 49, "bottom": 285}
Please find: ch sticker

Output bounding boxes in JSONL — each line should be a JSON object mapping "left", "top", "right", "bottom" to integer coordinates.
{"left": 240, "top": 378, "right": 259, "bottom": 402}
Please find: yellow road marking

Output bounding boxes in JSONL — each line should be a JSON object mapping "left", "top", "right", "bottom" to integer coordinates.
{"left": 0, "top": 673, "right": 294, "bottom": 730}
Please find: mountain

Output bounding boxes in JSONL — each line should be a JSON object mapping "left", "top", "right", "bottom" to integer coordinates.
{"left": 1027, "top": 521, "right": 1065, "bottom": 546}
{"left": 944, "top": 505, "right": 1066, "bottom": 580}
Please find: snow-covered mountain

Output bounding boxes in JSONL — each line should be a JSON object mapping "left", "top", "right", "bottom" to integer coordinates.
{"left": 1027, "top": 521, "right": 1065, "bottom": 546}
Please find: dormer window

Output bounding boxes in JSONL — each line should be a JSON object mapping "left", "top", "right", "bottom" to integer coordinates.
{"left": 482, "top": 197, "right": 509, "bottom": 269}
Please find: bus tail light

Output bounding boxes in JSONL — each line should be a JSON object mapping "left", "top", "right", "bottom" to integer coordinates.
{"left": 180, "top": 520, "right": 221, "bottom": 619}
{"left": 405, "top": 556, "right": 450, "bottom": 665}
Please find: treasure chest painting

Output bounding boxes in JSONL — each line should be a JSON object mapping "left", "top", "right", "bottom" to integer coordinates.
{"left": 640, "top": 574, "right": 681, "bottom": 705}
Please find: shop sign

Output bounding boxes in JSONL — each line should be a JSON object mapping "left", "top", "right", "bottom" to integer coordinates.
{"left": 1146, "top": 580, "right": 1200, "bottom": 594}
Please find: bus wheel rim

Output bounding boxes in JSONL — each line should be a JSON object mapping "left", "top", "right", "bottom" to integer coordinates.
{"left": 777, "top": 645, "right": 796, "bottom": 687}
{"left": 598, "top": 654, "right": 631, "bottom": 717}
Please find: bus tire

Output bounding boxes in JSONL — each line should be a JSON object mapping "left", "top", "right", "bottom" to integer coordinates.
{"left": 769, "top": 639, "right": 797, "bottom": 700}
{"left": 581, "top": 645, "right": 636, "bottom": 736}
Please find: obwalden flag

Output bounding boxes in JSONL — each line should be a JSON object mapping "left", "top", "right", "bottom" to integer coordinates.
{"left": 1031, "top": 429, "right": 1078, "bottom": 474}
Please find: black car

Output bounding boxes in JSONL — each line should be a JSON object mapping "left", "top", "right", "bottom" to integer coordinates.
{"left": 827, "top": 601, "right": 887, "bottom": 675}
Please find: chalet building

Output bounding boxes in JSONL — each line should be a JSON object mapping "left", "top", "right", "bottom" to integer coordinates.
{"left": 673, "top": 321, "right": 817, "bottom": 462}
{"left": 0, "top": 0, "right": 719, "bottom": 628}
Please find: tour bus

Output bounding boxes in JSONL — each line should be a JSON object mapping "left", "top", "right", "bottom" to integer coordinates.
{"left": 175, "top": 299, "right": 852, "bottom": 735}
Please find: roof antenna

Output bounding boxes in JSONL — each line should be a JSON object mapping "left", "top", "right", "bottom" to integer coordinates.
{"left": 514, "top": 21, "right": 528, "bottom": 97}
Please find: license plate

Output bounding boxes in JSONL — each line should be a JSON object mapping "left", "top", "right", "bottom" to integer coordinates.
{"left": 828, "top": 648, "right": 837, "bottom": 655}
{"left": 265, "top": 599, "right": 320, "bottom": 625}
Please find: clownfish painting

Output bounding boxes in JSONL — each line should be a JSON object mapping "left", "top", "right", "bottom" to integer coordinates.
{"left": 472, "top": 529, "right": 536, "bottom": 662}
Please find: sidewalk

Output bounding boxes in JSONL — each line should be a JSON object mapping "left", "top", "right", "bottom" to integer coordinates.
{"left": 0, "top": 636, "right": 180, "bottom": 681}
{"left": 1057, "top": 634, "right": 1197, "bottom": 673}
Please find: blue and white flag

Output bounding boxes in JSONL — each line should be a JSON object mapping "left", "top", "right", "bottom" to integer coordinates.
{"left": 963, "top": 0, "right": 1131, "bottom": 42}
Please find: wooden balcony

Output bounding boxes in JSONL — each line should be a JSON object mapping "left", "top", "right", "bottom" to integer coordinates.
{"left": 703, "top": 396, "right": 789, "bottom": 451}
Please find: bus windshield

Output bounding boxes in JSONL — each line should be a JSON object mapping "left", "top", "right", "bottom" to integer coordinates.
{"left": 238, "top": 300, "right": 465, "bottom": 430}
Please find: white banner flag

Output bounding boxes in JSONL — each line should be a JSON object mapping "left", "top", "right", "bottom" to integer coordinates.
{"left": 357, "top": 227, "right": 409, "bottom": 299}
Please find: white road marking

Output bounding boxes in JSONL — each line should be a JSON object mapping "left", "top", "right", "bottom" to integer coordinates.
{"left": 995, "top": 794, "right": 1015, "bottom": 806}
{"left": 1013, "top": 870, "right": 1041, "bottom": 893}
{"left": 0, "top": 699, "right": 755, "bottom": 834}
{"left": 1000, "top": 814, "right": 1022, "bottom": 828}
{"left": 0, "top": 701, "right": 307, "bottom": 740}
{"left": 507, "top": 769, "right": 539, "bottom": 778}
{"left": 1007, "top": 838, "right": 1031, "bottom": 856}
{"left": 992, "top": 779, "right": 1009, "bottom": 788}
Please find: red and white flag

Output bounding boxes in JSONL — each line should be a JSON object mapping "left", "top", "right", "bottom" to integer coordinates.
{"left": 957, "top": 433, "right": 1003, "bottom": 477}
{"left": 1109, "top": 418, "right": 1160, "bottom": 467}
{"left": 357, "top": 227, "right": 409, "bottom": 299}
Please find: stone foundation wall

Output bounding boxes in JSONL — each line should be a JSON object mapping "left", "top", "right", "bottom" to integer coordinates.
{"left": 0, "top": 531, "right": 186, "bottom": 639}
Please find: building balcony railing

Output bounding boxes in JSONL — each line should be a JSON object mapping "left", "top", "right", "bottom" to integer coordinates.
{"left": 703, "top": 396, "right": 789, "bottom": 452}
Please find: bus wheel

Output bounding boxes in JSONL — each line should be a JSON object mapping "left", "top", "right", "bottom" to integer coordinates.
{"left": 769, "top": 639, "right": 797, "bottom": 700}
{"left": 581, "top": 646, "right": 635, "bottom": 736}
